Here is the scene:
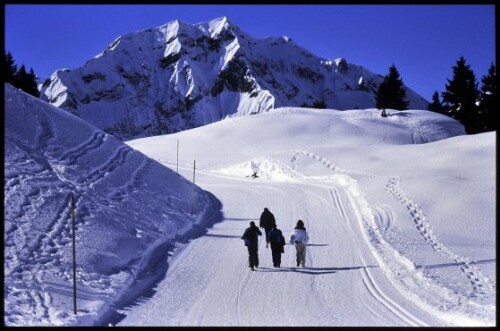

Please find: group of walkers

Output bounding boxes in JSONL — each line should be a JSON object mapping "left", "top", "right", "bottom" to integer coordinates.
{"left": 241, "top": 207, "right": 310, "bottom": 271}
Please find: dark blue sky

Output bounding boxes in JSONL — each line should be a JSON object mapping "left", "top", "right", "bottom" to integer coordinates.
{"left": 5, "top": 4, "right": 495, "bottom": 101}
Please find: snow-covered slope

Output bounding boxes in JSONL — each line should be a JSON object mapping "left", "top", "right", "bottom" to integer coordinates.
{"left": 5, "top": 82, "right": 494, "bottom": 326}
{"left": 4, "top": 84, "right": 220, "bottom": 326}
{"left": 123, "top": 107, "right": 495, "bottom": 326}
{"left": 40, "top": 16, "right": 429, "bottom": 140}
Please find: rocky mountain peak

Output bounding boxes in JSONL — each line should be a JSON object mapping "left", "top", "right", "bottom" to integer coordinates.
{"left": 40, "top": 17, "right": 429, "bottom": 140}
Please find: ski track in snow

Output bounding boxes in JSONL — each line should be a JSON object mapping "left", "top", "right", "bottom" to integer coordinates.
{"left": 163, "top": 147, "right": 450, "bottom": 326}
{"left": 385, "top": 176, "right": 494, "bottom": 297}
{"left": 298, "top": 147, "right": 494, "bottom": 323}
{"left": 329, "top": 187, "right": 425, "bottom": 326}
{"left": 289, "top": 148, "right": 429, "bottom": 325}
{"left": 303, "top": 145, "right": 495, "bottom": 300}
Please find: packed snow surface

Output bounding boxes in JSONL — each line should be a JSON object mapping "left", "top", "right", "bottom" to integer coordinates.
{"left": 4, "top": 84, "right": 495, "bottom": 326}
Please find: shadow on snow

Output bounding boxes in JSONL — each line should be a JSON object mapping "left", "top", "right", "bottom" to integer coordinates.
{"left": 224, "top": 217, "right": 260, "bottom": 222}
{"left": 256, "top": 265, "right": 377, "bottom": 275}
{"left": 204, "top": 233, "right": 242, "bottom": 239}
{"left": 415, "top": 258, "right": 496, "bottom": 270}
{"left": 96, "top": 191, "right": 223, "bottom": 326}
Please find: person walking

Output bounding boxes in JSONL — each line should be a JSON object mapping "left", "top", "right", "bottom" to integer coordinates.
{"left": 241, "top": 221, "right": 262, "bottom": 271}
{"left": 266, "top": 224, "right": 286, "bottom": 268}
{"left": 259, "top": 207, "right": 276, "bottom": 242}
{"left": 290, "top": 220, "right": 309, "bottom": 268}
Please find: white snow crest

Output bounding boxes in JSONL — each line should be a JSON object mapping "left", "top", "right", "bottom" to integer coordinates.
{"left": 160, "top": 19, "right": 180, "bottom": 44}
{"left": 217, "top": 156, "right": 302, "bottom": 181}
{"left": 205, "top": 16, "right": 229, "bottom": 38}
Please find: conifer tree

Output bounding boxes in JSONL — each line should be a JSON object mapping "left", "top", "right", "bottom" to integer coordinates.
{"left": 4, "top": 51, "right": 17, "bottom": 84}
{"left": 375, "top": 64, "right": 409, "bottom": 114}
{"left": 25, "top": 67, "right": 40, "bottom": 97}
{"left": 478, "top": 63, "right": 496, "bottom": 132}
{"left": 427, "top": 91, "right": 444, "bottom": 114}
{"left": 17, "top": 64, "right": 28, "bottom": 89}
{"left": 441, "top": 57, "right": 479, "bottom": 133}
{"left": 3, "top": 51, "right": 40, "bottom": 97}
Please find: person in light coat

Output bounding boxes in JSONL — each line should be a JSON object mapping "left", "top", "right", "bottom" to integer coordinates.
{"left": 290, "top": 220, "right": 309, "bottom": 268}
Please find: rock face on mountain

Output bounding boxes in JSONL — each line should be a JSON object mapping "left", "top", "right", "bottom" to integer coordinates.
{"left": 40, "top": 16, "right": 429, "bottom": 140}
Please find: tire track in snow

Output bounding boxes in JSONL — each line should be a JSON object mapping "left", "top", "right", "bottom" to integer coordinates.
{"left": 77, "top": 146, "right": 133, "bottom": 187}
{"left": 59, "top": 131, "right": 107, "bottom": 164}
{"left": 111, "top": 158, "right": 154, "bottom": 202}
{"left": 329, "top": 187, "right": 426, "bottom": 326}
{"left": 385, "top": 176, "right": 493, "bottom": 297}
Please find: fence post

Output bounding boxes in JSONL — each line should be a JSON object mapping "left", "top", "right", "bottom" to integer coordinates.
{"left": 191, "top": 160, "right": 196, "bottom": 215}
{"left": 71, "top": 191, "right": 77, "bottom": 315}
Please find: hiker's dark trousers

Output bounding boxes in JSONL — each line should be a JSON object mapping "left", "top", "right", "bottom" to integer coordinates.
{"left": 247, "top": 243, "right": 259, "bottom": 268}
{"left": 270, "top": 243, "right": 282, "bottom": 266}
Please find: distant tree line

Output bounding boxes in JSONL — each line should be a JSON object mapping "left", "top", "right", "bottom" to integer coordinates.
{"left": 375, "top": 57, "right": 496, "bottom": 134}
{"left": 3, "top": 51, "right": 40, "bottom": 97}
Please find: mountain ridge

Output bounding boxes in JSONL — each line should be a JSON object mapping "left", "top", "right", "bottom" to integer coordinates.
{"left": 40, "top": 16, "right": 429, "bottom": 140}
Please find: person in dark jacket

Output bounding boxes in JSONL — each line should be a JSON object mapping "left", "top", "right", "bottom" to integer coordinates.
{"left": 259, "top": 207, "right": 276, "bottom": 241}
{"left": 267, "top": 224, "right": 285, "bottom": 268}
{"left": 241, "top": 221, "right": 262, "bottom": 271}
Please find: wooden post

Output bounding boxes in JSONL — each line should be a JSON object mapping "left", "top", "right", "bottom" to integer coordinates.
{"left": 176, "top": 140, "right": 179, "bottom": 173}
{"left": 191, "top": 160, "right": 196, "bottom": 215}
{"left": 71, "top": 191, "right": 77, "bottom": 315}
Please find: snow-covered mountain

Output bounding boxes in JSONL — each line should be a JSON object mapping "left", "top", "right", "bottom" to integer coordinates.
{"left": 40, "top": 16, "right": 429, "bottom": 140}
{"left": 4, "top": 83, "right": 221, "bottom": 325}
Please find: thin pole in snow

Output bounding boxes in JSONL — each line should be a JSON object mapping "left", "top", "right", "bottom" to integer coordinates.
{"left": 191, "top": 160, "right": 196, "bottom": 215}
{"left": 71, "top": 191, "right": 77, "bottom": 315}
{"left": 176, "top": 140, "right": 179, "bottom": 173}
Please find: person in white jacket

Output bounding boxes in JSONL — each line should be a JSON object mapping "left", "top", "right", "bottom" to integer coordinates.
{"left": 290, "top": 220, "right": 309, "bottom": 267}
